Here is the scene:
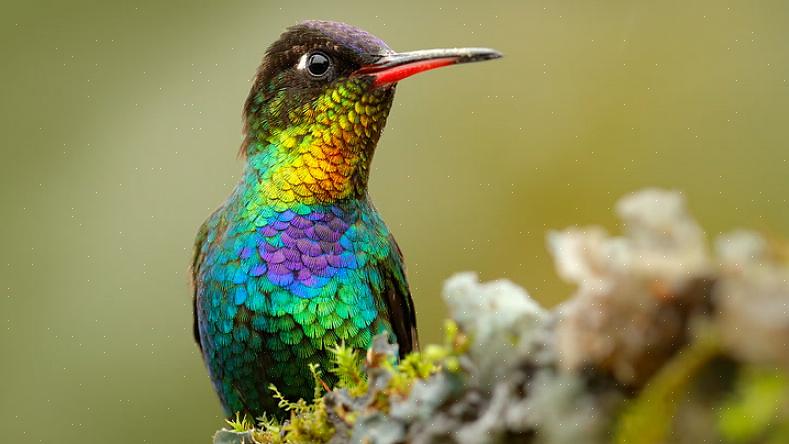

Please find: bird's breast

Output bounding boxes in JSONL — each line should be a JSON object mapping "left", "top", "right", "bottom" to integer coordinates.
{"left": 198, "top": 200, "right": 392, "bottom": 309}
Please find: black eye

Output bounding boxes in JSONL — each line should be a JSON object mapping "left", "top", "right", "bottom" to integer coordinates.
{"left": 306, "top": 52, "right": 331, "bottom": 77}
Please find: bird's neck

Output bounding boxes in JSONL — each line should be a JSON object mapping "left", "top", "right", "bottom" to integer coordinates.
{"left": 240, "top": 81, "right": 395, "bottom": 207}
{"left": 242, "top": 136, "right": 374, "bottom": 207}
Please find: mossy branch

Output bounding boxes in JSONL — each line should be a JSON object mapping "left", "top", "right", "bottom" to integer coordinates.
{"left": 212, "top": 189, "right": 789, "bottom": 444}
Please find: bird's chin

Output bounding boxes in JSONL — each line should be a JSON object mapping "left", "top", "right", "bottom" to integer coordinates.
{"left": 362, "top": 80, "right": 397, "bottom": 99}
{"left": 359, "top": 75, "right": 397, "bottom": 92}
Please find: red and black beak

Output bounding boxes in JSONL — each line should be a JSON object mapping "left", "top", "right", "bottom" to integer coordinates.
{"left": 357, "top": 47, "right": 502, "bottom": 86}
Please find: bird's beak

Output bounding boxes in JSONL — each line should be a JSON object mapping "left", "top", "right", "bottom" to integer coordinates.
{"left": 357, "top": 47, "right": 502, "bottom": 86}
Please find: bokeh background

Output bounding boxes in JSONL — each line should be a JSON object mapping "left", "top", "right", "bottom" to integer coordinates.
{"left": 2, "top": 0, "right": 788, "bottom": 442}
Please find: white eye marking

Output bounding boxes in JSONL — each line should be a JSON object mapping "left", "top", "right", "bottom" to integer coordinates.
{"left": 297, "top": 54, "right": 309, "bottom": 70}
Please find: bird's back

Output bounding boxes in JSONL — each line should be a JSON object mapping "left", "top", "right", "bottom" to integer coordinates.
{"left": 192, "top": 189, "right": 416, "bottom": 417}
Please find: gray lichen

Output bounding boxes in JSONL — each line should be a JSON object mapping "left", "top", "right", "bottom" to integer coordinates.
{"left": 443, "top": 273, "right": 550, "bottom": 387}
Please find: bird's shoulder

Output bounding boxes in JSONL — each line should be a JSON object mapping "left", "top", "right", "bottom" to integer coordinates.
{"left": 375, "top": 233, "right": 418, "bottom": 355}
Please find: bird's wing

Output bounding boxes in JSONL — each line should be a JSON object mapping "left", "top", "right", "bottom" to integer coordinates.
{"left": 380, "top": 234, "right": 419, "bottom": 355}
{"left": 190, "top": 219, "right": 212, "bottom": 351}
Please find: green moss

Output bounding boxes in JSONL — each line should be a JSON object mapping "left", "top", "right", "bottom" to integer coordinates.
{"left": 327, "top": 341, "right": 367, "bottom": 396}
{"left": 248, "top": 383, "right": 332, "bottom": 444}
{"left": 225, "top": 412, "right": 256, "bottom": 433}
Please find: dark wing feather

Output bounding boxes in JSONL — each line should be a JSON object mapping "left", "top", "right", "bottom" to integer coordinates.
{"left": 190, "top": 220, "right": 211, "bottom": 351}
{"left": 381, "top": 234, "right": 418, "bottom": 356}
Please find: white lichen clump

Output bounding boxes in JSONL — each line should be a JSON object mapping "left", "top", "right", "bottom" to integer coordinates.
{"left": 714, "top": 230, "right": 789, "bottom": 368}
{"left": 546, "top": 189, "right": 789, "bottom": 386}
{"left": 443, "top": 272, "right": 549, "bottom": 387}
{"left": 548, "top": 189, "right": 713, "bottom": 384}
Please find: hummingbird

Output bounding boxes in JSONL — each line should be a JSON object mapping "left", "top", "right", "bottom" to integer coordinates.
{"left": 191, "top": 20, "right": 500, "bottom": 418}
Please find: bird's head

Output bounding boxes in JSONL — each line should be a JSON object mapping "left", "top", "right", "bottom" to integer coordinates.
{"left": 242, "top": 20, "right": 500, "bottom": 204}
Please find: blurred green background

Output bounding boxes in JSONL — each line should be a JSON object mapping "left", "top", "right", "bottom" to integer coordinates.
{"left": 1, "top": 0, "right": 788, "bottom": 442}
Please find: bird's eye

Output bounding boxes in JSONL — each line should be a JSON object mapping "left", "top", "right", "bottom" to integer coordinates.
{"left": 305, "top": 52, "right": 331, "bottom": 77}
